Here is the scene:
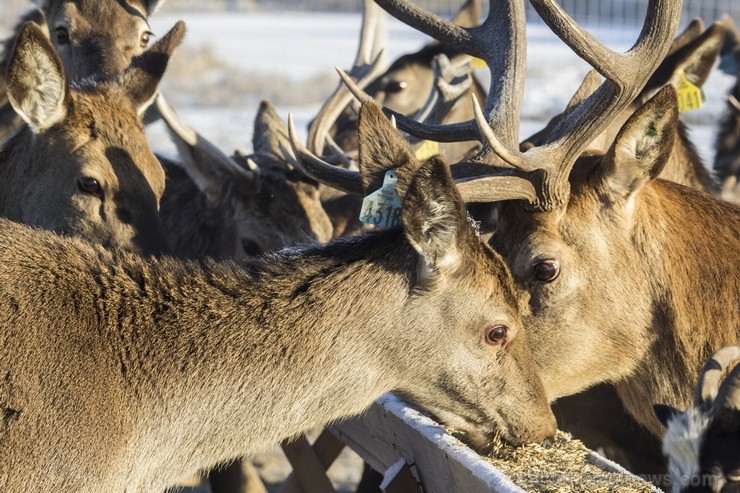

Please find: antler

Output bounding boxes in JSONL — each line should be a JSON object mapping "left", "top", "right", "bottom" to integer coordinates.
{"left": 305, "top": 0, "right": 386, "bottom": 157}
{"left": 695, "top": 345, "right": 740, "bottom": 409}
{"left": 376, "top": 0, "right": 682, "bottom": 211}
{"left": 155, "top": 93, "right": 260, "bottom": 193}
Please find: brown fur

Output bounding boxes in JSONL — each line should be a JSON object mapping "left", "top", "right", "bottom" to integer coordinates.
{"left": 0, "top": 22, "right": 184, "bottom": 255}
{"left": 0, "top": 0, "right": 166, "bottom": 139}
{"left": 160, "top": 101, "right": 332, "bottom": 260}
{"left": 492, "top": 88, "right": 740, "bottom": 438}
{"left": 0, "top": 149, "right": 555, "bottom": 492}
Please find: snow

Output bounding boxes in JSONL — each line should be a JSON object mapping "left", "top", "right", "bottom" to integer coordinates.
{"left": 143, "top": 11, "right": 732, "bottom": 168}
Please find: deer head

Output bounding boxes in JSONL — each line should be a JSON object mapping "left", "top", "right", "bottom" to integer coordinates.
{"left": 1, "top": 21, "right": 185, "bottom": 255}
{"left": 33, "top": 0, "right": 168, "bottom": 82}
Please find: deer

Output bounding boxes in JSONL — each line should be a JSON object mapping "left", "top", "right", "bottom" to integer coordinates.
{"left": 289, "top": 0, "right": 739, "bottom": 479}
{"left": 654, "top": 345, "right": 740, "bottom": 493}
{"left": 0, "top": 118, "right": 557, "bottom": 490}
{"left": 0, "top": 0, "right": 168, "bottom": 140}
{"left": 155, "top": 96, "right": 333, "bottom": 261}
{"left": 520, "top": 17, "right": 723, "bottom": 194}
{"left": 0, "top": 20, "right": 185, "bottom": 256}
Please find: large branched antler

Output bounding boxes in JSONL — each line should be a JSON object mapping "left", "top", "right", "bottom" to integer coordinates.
{"left": 305, "top": 0, "right": 386, "bottom": 157}
{"left": 376, "top": 0, "right": 682, "bottom": 211}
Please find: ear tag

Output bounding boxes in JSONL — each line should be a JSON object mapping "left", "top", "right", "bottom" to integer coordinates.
{"left": 471, "top": 57, "right": 487, "bottom": 69}
{"left": 675, "top": 69, "right": 705, "bottom": 112}
{"left": 414, "top": 140, "right": 440, "bottom": 161}
{"left": 360, "top": 170, "right": 403, "bottom": 228}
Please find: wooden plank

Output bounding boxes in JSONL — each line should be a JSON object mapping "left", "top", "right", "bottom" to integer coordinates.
{"left": 331, "top": 394, "right": 525, "bottom": 493}
{"left": 281, "top": 431, "right": 346, "bottom": 493}
{"left": 379, "top": 459, "right": 424, "bottom": 493}
{"left": 280, "top": 435, "right": 337, "bottom": 493}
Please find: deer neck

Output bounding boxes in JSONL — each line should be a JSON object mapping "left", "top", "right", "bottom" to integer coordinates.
{"left": 617, "top": 185, "right": 740, "bottom": 435}
{"left": 108, "top": 230, "right": 416, "bottom": 484}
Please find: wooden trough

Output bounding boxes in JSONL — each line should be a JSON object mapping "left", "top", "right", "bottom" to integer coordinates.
{"left": 279, "top": 394, "right": 661, "bottom": 493}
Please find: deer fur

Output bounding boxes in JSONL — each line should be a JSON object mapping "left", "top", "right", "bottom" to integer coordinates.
{"left": 0, "top": 21, "right": 184, "bottom": 255}
{"left": 0, "top": 122, "right": 556, "bottom": 490}
{"left": 492, "top": 87, "right": 740, "bottom": 438}
{"left": 0, "top": 0, "right": 167, "bottom": 139}
{"left": 159, "top": 100, "right": 332, "bottom": 260}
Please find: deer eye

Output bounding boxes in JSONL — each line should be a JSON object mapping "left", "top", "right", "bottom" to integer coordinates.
{"left": 485, "top": 325, "right": 508, "bottom": 346}
{"left": 55, "top": 27, "right": 70, "bottom": 45}
{"left": 241, "top": 239, "right": 261, "bottom": 257}
{"left": 140, "top": 31, "right": 152, "bottom": 49}
{"left": 386, "top": 80, "right": 408, "bottom": 94}
{"left": 533, "top": 259, "right": 560, "bottom": 283}
{"left": 78, "top": 177, "right": 103, "bottom": 198}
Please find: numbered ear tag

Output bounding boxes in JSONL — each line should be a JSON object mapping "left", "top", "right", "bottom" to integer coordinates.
{"left": 675, "top": 69, "right": 705, "bottom": 112}
{"left": 360, "top": 170, "right": 403, "bottom": 228}
{"left": 414, "top": 140, "right": 440, "bottom": 161}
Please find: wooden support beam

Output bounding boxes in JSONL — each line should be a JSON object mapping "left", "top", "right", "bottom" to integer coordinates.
{"left": 281, "top": 434, "right": 338, "bottom": 493}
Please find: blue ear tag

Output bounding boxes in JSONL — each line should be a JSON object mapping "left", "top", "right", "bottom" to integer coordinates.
{"left": 359, "top": 170, "right": 403, "bottom": 228}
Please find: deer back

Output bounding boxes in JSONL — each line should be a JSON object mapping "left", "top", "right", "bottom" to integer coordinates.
{"left": 0, "top": 21, "right": 184, "bottom": 255}
{"left": 0, "top": 108, "right": 555, "bottom": 489}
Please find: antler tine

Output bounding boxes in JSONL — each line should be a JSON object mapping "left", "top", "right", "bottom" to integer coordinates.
{"left": 375, "top": 0, "right": 526, "bottom": 151}
{"left": 287, "top": 114, "right": 364, "bottom": 195}
{"left": 409, "top": 54, "right": 472, "bottom": 131}
{"left": 336, "top": 67, "right": 481, "bottom": 142}
{"left": 306, "top": 0, "right": 386, "bottom": 156}
{"left": 156, "top": 94, "right": 259, "bottom": 190}
{"left": 532, "top": 0, "right": 682, "bottom": 165}
{"left": 695, "top": 345, "right": 740, "bottom": 408}
{"left": 714, "top": 356, "right": 740, "bottom": 413}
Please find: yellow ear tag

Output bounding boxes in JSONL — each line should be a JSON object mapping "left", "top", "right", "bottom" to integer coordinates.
{"left": 414, "top": 140, "right": 440, "bottom": 161}
{"left": 471, "top": 57, "right": 487, "bottom": 69}
{"left": 675, "top": 69, "right": 705, "bottom": 112}
{"left": 360, "top": 170, "right": 403, "bottom": 228}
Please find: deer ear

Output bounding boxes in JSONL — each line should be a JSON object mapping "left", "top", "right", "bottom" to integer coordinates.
{"left": 358, "top": 101, "right": 420, "bottom": 197}
{"left": 654, "top": 404, "right": 680, "bottom": 428}
{"left": 252, "top": 100, "right": 290, "bottom": 158}
{"left": 403, "top": 155, "right": 469, "bottom": 278}
{"left": 599, "top": 86, "right": 677, "bottom": 202}
{"left": 643, "top": 22, "right": 724, "bottom": 99}
{"left": 119, "top": 21, "right": 185, "bottom": 114}
{"left": 6, "top": 22, "right": 67, "bottom": 133}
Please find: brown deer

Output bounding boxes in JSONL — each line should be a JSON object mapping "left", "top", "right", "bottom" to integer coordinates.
{"left": 327, "top": 0, "right": 486, "bottom": 166}
{"left": 0, "top": 0, "right": 167, "bottom": 139}
{"left": 292, "top": 0, "right": 739, "bottom": 476}
{"left": 0, "top": 20, "right": 184, "bottom": 255}
{"left": 156, "top": 96, "right": 333, "bottom": 260}
{"left": 0, "top": 124, "right": 556, "bottom": 490}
